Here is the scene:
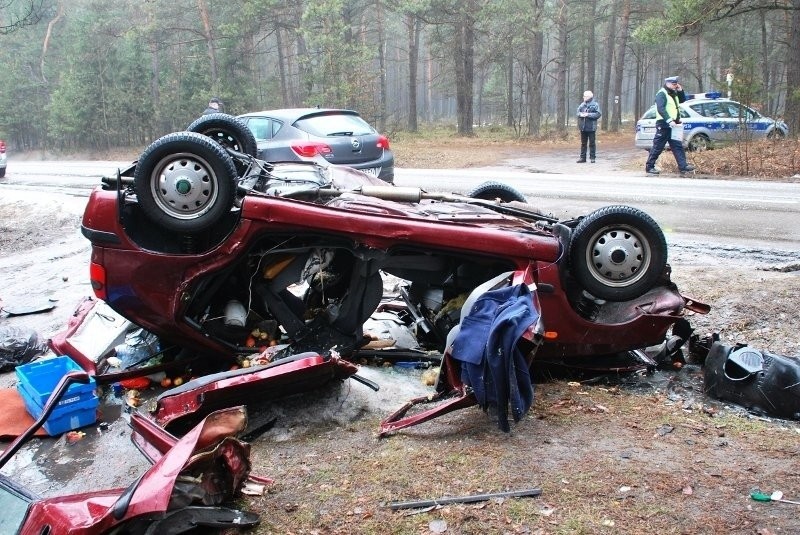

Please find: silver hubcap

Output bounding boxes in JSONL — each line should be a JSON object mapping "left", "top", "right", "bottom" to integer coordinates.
{"left": 585, "top": 225, "right": 650, "bottom": 287}
{"left": 151, "top": 153, "right": 218, "bottom": 220}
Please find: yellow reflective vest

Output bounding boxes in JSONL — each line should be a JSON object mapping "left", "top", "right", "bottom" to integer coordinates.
{"left": 655, "top": 87, "right": 680, "bottom": 122}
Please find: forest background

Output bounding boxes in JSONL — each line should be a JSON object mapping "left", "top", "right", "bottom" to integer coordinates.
{"left": 1, "top": 0, "right": 799, "bottom": 155}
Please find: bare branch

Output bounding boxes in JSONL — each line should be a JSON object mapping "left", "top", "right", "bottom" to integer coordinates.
{"left": 0, "top": 0, "right": 46, "bottom": 35}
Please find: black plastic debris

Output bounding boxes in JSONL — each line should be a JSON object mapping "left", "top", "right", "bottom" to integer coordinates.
{"left": 704, "top": 342, "right": 800, "bottom": 420}
{"left": 0, "top": 326, "right": 47, "bottom": 372}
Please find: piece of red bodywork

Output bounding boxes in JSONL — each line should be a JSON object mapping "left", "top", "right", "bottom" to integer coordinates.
{"left": 0, "top": 369, "right": 258, "bottom": 535}
{"left": 379, "top": 352, "right": 479, "bottom": 437}
{"left": 48, "top": 296, "right": 194, "bottom": 384}
{"left": 152, "top": 352, "right": 359, "bottom": 432}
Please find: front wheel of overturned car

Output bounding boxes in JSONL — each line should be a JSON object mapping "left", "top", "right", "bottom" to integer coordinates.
{"left": 187, "top": 113, "right": 258, "bottom": 157}
{"left": 569, "top": 205, "right": 667, "bottom": 302}
{"left": 133, "top": 132, "right": 239, "bottom": 233}
{"left": 467, "top": 181, "right": 527, "bottom": 203}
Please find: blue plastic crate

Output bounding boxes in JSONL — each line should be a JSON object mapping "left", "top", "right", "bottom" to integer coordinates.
{"left": 15, "top": 356, "right": 96, "bottom": 407}
{"left": 15, "top": 356, "right": 99, "bottom": 436}
{"left": 19, "top": 392, "right": 98, "bottom": 436}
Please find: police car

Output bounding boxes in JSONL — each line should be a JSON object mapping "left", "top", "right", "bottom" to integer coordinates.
{"left": 634, "top": 92, "right": 788, "bottom": 151}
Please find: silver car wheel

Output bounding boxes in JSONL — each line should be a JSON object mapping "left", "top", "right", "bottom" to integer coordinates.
{"left": 151, "top": 152, "right": 218, "bottom": 221}
{"left": 584, "top": 224, "right": 650, "bottom": 289}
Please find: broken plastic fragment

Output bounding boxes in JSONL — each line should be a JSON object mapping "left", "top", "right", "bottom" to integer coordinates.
{"left": 241, "top": 482, "right": 266, "bottom": 496}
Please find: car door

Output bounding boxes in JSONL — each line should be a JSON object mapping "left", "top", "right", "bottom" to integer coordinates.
{"left": 737, "top": 103, "right": 770, "bottom": 140}
{"left": 696, "top": 101, "right": 736, "bottom": 144}
{"left": 724, "top": 102, "right": 754, "bottom": 143}
{"left": 242, "top": 116, "right": 298, "bottom": 161}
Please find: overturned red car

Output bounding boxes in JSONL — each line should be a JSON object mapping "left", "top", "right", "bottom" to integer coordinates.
{"left": 70, "top": 114, "right": 707, "bottom": 433}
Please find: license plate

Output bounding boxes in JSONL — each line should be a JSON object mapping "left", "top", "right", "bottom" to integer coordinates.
{"left": 361, "top": 167, "right": 381, "bottom": 177}
{"left": 641, "top": 127, "right": 654, "bottom": 133}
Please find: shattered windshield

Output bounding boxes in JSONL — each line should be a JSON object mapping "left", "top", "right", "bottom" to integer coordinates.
{"left": 0, "top": 479, "right": 33, "bottom": 532}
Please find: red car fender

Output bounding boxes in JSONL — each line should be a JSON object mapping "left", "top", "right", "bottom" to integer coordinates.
{"left": 20, "top": 407, "right": 250, "bottom": 534}
{"left": 154, "top": 352, "right": 358, "bottom": 430}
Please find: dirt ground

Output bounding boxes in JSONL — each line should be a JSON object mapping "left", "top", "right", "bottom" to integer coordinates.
{"left": 1, "top": 137, "right": 799, "bottom": 534}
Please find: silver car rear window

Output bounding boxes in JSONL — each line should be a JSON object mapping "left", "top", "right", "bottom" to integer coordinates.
{"left": 296, "top": 114, "right": 375, "bottom": 137}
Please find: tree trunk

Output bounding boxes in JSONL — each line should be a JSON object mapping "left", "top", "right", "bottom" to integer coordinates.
{"left": 526, "top": 28, "right": 544, "bottom": 137}
{"left": 39, "top": 1, "right": 65, "bottom": 83}
{"left": 693, "top": 35, "right": 703, "bottom": 92}
{"left": 455, "top": 2, "right": 475, "bottom": 136}
{"left": 600, "top": 0, "right": 616, "bottom": 131}
{"left": 426, "top": 46, "right": 433, "bottom": 122}
{"left": 587, "top": 0, "right": 596, "bottom": 92}
{"left": 610, "top": 0, "right": 630, "bottom": 132}
{"left": 506, "top": 49, "right": 514, "bottom": 127}
{"left": 376, "top": 0, "right": 387, "bottom": 131}
{"left": 759, "top": 12, "right": 770, "bottom": 114}
{"left": 786, "top": 0, "right": 800, "bottom": 138}
{"left": 555, "top": 0, "right": 568, "bottom": 136}
{"left": 197, "top": 0, "right": 218, "bottom": 88}
{"left": 407, "top": 13, "right": 420, "bottom": 132}
{"left": 276, "top": 27, "right": 290, "bottom": 107}
{"left": 296, "top": 32, "right": 310, "bottom": 104}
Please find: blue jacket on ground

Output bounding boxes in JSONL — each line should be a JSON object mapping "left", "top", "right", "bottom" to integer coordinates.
{"left": 450, "top": 283, "right": 540, "bottom": 432}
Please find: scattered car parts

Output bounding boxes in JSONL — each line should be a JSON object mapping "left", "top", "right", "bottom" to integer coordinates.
{"left": 0, "top": 370, "right": 259, "bottom": 534}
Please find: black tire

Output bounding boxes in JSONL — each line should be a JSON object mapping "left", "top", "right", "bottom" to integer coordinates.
{"left": 687, "top": 133, "right": 710, "bottom": 152}
{"left": 0, "top": 167, "right": 5, "bottom": 178}
{"left": 187, "top": 113, "right": 257, "bottom": 157}
{"left": 767, "top": 128, "right": 786, "bottom": 140}
{"left": 133, "top": 132, "right": 239, "bottom": 233}
{"left": 467, "top": 181, "right": 527, "bottom": 203}
{"left": 569, "top": 205, "right": 667, "bottom": 301}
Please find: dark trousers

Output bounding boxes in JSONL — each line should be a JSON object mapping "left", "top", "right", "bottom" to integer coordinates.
{"left": 646, "top": 121, "right": 688, "bottom": 170}
{"left": 579, "top": 130, "right": 596, "bottom": 160}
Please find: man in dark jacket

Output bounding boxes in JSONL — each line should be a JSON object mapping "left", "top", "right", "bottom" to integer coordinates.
{"left": 645, "top": 76, "right": 695, "bottom": 175}
{"left": 576, "top": 90, "right": 601, "bottom": 163}
{"left": 202, "top": 97, "right": 223, "bottom": 115}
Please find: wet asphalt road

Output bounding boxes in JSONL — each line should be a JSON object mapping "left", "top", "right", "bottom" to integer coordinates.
{"left": 5, "top": 159, "right": 800, "bottom": 250}
{"left": 4, "top": 158, "right": 800, "bottom": 279}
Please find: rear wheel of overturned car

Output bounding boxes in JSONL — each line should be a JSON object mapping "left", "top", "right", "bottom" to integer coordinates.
{"left": 187, "top": 113, "right": 258, "bottom": 157}
{"left": 467, "top": 181, "right": 527, "bottom": 203}
{"left": 569, "top": 205, "right": 667, "bottom": 301}
{"left": 133, "top": 132, "right": 239, "bottom": 233}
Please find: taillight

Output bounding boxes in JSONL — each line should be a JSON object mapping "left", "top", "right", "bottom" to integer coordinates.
{"left": 0, "top": 140, "right": 6, "bottom": 154}
{"left": 89, "top": 262, "right": 107, "bottom": 301}
{"left": 291, "top": 142, "right": 332, "bottom": 158}
{"left": 376, "top": 135, "right": 390, "bottom": 150}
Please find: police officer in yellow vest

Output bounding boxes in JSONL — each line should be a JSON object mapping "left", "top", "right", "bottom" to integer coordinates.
{"left": 645, "top": 76, "right": 695, "bottom": 175}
